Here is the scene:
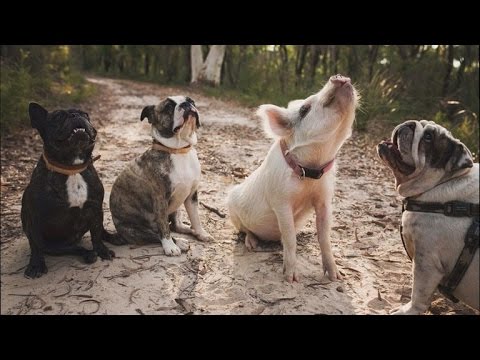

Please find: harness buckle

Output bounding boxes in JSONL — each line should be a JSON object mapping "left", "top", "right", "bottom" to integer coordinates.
{"left": 444, "top": 201, "right": 471, "bottom": 217}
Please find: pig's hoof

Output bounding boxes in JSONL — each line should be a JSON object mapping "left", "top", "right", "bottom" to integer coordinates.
{"left": 245, "top": 231, "right": 258, "bottom": 251}
{"left": 323, "top": 257, "right": 342, "bottom": 281}
{"left": 196, "top": 231, "right": 214, "bottom": 242}
{"left": 283, "top": 264, "right": 299, "bottom": 283}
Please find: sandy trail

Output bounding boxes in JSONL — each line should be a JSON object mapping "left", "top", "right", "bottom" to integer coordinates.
{"left": 1, "top": 77, "right": 477, "bottom": 315}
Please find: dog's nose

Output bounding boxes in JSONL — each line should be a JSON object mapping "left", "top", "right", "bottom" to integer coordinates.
{"left": 330, "top": 74, "right": 351, "bottom": 86}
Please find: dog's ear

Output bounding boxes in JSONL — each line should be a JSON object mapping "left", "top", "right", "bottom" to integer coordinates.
{"left": 195, "top": 113, "right": 201, "bottom": 128}
{"left": 257, "top": 104, "right": 292, "bottom": 138}
{"left": 29, "top": 102, "right": 48, "bottom": 138}
{"left": 140, "top": 105, "right": 156, "bottom": 124}
{"left": 450, "top": 143, "right": 474, "bottom": 172}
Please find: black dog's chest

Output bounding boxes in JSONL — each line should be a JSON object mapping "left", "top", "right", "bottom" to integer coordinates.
{"left": 29, "top": 166, "right": 105, "bottom": 242}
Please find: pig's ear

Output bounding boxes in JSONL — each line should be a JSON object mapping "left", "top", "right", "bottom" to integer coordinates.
{"left": 257, "top": 104, "right": 292, "bottom": 138}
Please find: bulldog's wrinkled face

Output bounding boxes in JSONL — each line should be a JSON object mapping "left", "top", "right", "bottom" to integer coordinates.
{"left": 29, "top": 102, "right": 97, "bottom": 165}
{"left": 141, "top": 96, "right": 200, "bottom": 146}
{"left": 377, "top": 120, "right": 474, "bottom": 196}
{"left": 257, "top": 74, "right": 359, "bottom": 148}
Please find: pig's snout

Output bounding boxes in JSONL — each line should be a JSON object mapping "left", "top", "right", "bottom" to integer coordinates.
{"left": 329, "top": 74, "right": 351, "bottom": 86}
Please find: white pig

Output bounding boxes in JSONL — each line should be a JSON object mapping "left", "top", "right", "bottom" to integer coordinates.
{"left": 227, "top": 74, "right": 359, "bottom": 282}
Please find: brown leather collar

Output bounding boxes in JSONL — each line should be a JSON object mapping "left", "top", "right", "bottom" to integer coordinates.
{"left": 42, "top": 153, "right": 100, "bottom": 176}
{"left": 279, "top": 139, "right": 335, "bottom": 180}
{"left": 152, "top": 140, "right": 192, "bottom": 154}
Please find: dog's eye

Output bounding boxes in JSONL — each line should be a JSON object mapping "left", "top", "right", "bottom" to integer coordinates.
{"left": 423, "top": 132, "right": 433, "bottom": 142}
{"left": 186, "top": 97, "right": 195, "bottom": 106}
{"left": 165, "top": 102, "right": 175, "bottom": 112}
{"left": 299, "top": 104, "right": 311, "bottom": 118}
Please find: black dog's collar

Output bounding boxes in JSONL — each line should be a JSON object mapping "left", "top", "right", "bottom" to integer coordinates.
{"left": 42, "top": 153, "right": 100, "bottom": 176}
{"left": 400, "top": 198, "right": 479, "bottom": 303}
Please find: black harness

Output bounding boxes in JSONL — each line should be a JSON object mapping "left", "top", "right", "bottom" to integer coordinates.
{"left": 400, "top": 199, "right": 479, "bottom": 303}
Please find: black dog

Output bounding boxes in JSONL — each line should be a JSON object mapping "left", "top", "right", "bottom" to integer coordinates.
{"left": 21, "top": 103, "right": 117, "bottom": 278}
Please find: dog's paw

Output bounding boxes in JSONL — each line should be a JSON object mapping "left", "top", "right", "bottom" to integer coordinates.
{"left": 174, "top": 237, "right": 190, "bottom": 252}
{"left": 161, "top": 238, "right": 182, "bottom": 256}
{"left": 24, "top": 259, "right": 48, "bottom": 279}
{"left": 283, "top": 264, "right": 300, "bottom": 283}
{"left": 245, "top": 232, "right": 258, "bottom": 251}
{"left": 390, "top": 302, "right": 421, "bottom": 315}
{"left": 94, "top": 244, "right": 115, "bottom": 260}
{"left": 194, "top": 230, "right": 214, "bottom": 242}
{"left": 82, "top": 250, "right": 98, "bottom": 264}
{"left": 103, "top": 231, "right": 128, "bottom": 246}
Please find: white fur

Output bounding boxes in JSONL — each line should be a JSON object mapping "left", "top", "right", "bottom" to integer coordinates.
{"left": 66, "top": 174, "right": 88, "bottom": 208}
{"left": 161, "top": 237, "right": 182, "bottom": 256}
{"left": 167, "top": 150, "right": 201, "bottom": 214}
{"left": 72, "top": 157, "right": 84, "bottom": 165}
{"left": 228, "top": 75, "right": 359, "bottom": 282}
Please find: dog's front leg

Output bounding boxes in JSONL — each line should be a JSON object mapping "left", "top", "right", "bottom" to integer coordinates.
{"left": 155, "top": 198, "right": 187, "bottom": 255}
{"left": 392, "top": 256, "right": 444, "bottom": 315}
{"left": 24, "top": 229, "right": 48, "bottom": 279}
{"left": 89, "top": 208, "right": 115, "bottom": 260}
{"left": 314, "top": 202, "right": 341, "bottom": 281}
{"left": 184, "top": 190, "right": 214, "bottom": 242}
{"left": 274, "top": 206, "right": 298, "bottom": 282}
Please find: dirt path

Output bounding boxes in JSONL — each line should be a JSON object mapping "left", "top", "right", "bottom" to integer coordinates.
{"left": 1, "top": 77, "right": 477, "bottom": 315}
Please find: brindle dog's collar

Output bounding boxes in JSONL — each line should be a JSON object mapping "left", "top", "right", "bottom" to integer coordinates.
{"left": 42, "top": 153, "right": 100, "bottom": 176}
{"left": 152, "top": 140, "right": 192, "bottom": 154}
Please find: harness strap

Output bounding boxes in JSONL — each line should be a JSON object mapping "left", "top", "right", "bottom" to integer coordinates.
{"left": 400, "top": 198, "right": 479, "bottom": 303}
{"left": 404, "top": 199, "right": 479, "bottom": 217}
{"left": 437, "top": 219, "right": 479, "bottom": 303}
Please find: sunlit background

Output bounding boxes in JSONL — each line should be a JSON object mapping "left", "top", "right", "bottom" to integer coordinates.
{"left": 1, "top": 45, "right": 478, "bottom": 158}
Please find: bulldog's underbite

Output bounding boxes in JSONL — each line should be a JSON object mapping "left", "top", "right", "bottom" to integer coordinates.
{"left": 378, "top": 120, "right": 478, "bottom": 314}
{"left": 21, "top": 103, "right": 116, "bottom": 279}
{"left": 109, "top": 96, "right": 214, "bottom": 256}
{"left": 227, "top": 75, "right": 359, "bottom": 282}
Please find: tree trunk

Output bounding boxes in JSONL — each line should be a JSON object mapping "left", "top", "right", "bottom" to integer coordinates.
{"left": 308, "top": 45, "right": 321, "bottom": 87}
{"left": 295, "top": 45, "right": 308, "bottom": 87}
{"left": 144, "top": 53, "right": 150, "bottom": 76}
{"left": 279, "top": 45, "right": 289, "bottom": 94}
{"left": 442, "top": 45, "right": 454, "bottom": 97}
{"left": 197, "top": 45, "right": 226, "bottom": 86}
{"left": 454, "top": 45, "right": 471, "bottom": 93}
{"left": 190, "top": 45, "right": 204, "bottom": 83}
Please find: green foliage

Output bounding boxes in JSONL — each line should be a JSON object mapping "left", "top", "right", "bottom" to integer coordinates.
{"left": 1, "top": 45, "right": 478, "bottom": 159}
{"left": 1, "top": 46, "right": 95, "bottom": 136}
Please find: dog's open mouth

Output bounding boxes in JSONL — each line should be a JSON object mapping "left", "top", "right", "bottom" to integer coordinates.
{"left": 378, "top": 138, "right": 415, "bottom": 175}
{"left": 173, "top": 112, "right": 198, "bottom": 133}
{"left": 67, "top": 127, "right": 94, "bottom": 143}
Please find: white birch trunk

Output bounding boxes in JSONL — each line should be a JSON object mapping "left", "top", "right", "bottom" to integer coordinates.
{"left": 190, "top": 45, "right": 226, "bottom": 86}
{"left": 190, "top": 45, "right": 204, "bottom": 83}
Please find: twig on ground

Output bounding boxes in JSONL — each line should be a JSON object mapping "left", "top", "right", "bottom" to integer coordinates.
{"left": 80, "top": 299, "right": 101, "bottom": 314}
{"left": 129, "top": 289, "right": 141, "bottom": 305}
{"left": 200, "top": 201, "right": 226, "bottom": 218}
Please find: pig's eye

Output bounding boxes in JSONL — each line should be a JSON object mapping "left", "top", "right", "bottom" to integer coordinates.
{"left": 299, "top": 104, "right": 311, "bottom": 118}
{"left": 324, "top": 95, "right": 335, "bottom": 107}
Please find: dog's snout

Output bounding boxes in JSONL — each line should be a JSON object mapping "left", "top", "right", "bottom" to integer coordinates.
{"left": 179, "top": 101, "right": 197, "bottom": 114}
{"left": 330, "top": 74, "right": 351, "bottom": 86}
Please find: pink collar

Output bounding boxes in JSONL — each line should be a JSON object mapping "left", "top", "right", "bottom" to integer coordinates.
{"left": 280, "top": 139, "right": 335, "bottom": 180}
